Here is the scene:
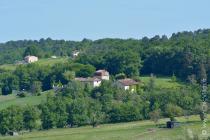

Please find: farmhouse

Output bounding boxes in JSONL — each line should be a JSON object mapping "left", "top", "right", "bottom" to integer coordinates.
{"left": 94, "top": 70, "right": 109, "bottom": 80}
{"left": 72, "top": 50, "right": 80, "bottom": 58}
{"left": 117, "top": 78, "right": 138, "bottom": 92}
{"left": 51, "top": 56, "right": 57, "bottom": 59}
{"left": 24, "top": 55, "right": 38, "bottom": 63}
{"left": 75, "top": 77, "right": 102, "bottom": 87}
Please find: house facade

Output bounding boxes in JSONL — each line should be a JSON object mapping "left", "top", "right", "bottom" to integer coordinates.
{"left": 75, "top": 77, "right": 102, "bottom": 87}
{"left": 117, "top": 78, "right": 138, "bottom": 92}
{"left": 94, "top": 70, "right": 109, "bottom": 80}
{"left": 24, "top": 55, "right": 38, "bottom": 63}
{"left": 72, "top": 51, "right": 80, "bottom": 58}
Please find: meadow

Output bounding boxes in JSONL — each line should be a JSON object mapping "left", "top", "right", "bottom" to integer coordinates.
{"left": 0, "top": 115, "right": 209, "bottom": 140}
{"left": 0, "top": 57, "right": 69, "bottom": 71}
{"left": 0, "top": 90, "right": 53, "bottom": 110}
{"left": 0, "top": 76, "right": 182, "bottom": 111}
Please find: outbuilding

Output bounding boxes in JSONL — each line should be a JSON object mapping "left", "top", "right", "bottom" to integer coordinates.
{"left": 166, "top": 121, "right": 180, "bottom": 128}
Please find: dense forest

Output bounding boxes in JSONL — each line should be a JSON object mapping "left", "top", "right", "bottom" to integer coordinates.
{"left": 0, "top": 29, "right": 210, "bottom": 82}
{"left": 0, "top": 29, "right": 210, "bottom": 135}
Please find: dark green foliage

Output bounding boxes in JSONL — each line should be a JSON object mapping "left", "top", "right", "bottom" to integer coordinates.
{"left": 88, "top": 99, "right": 104, "bottom": 127}
{"left": 165, "top": 104, "right": 183, "bottom": 121}
{"left": 115, "top": 73, "right": 126, "bottom": 79}
{"left": 67, "top": 98, "right": 89, "bottom": 126}
{"left": 0, "top": 29, "right": 210, "bottom": 134}
{"left": 30, "top": 81, "right": 42, "bottom": 96}
{"left": 23, "top": 106, "right": 40, "bottom": 131}
{"left": 0, "top": 106, "right": 23, "bottom": 135}
{"left": 1, "top": 85, "right": 13, "bottom": 95}
{"left": 24, "top": 45, "right": 41, "bottom": 57}
{"left": 40, "top": 105, "right": 55, "bottom": 130}
{"left": 76, "top": 65, "right": 96, "bottom": 77}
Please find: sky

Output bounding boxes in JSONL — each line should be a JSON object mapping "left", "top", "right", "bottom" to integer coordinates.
{"left": 0, "top": 0, "right": 210, "bottom": 42}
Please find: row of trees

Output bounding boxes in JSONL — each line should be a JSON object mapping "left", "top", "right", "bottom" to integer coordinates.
{"left": 0, "top": 62, "right": 95, "bottom": 95}
{"left": 0, "top": 79, "right": 207, "bottom": 135}
{"left": 1, "top": 29, "right": 210, "bottom": 83}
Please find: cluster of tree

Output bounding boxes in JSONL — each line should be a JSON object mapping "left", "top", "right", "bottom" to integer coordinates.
{"left": 75, "top": 29, "right": 210, "bottom": 83}
{"left": 0, "top": 62, "right": 95, "bottom": 95}
{"left": 0, "top": 38, "right": 86, "bottom": 64}
{"left": 1, "top": 78, "right": 208, "bottom": 135}
{"left": 1, "top": 29, "right": 210, "bottom": 83}
{"left": 0, "top": 29, "right": 210, "bottom": 135}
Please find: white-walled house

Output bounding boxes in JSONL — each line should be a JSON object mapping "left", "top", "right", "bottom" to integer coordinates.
{"left": 94, "top": 70, "right": 109, "bottom": 80}
{"left": 72, "top": 51, "right": 80, "bottom": 58}
{"left": 75, "top": 77, "right": 102, "bottom": 87}
{"left": 24, "top": 55, "right": 38, "bottom": 63}
{"left": 117, "top": 78, "right": 138, "bottom": 92}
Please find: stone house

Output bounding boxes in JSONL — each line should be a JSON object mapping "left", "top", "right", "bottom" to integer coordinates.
{"left": 94, "top": 70, "right": 109, "bottom": 80}
{"left": 117, "top": 78, "right": 138, "bottom": 92}
{"left": 24, "top": 55, "right": 38, "bottom": 63}
{"left": 72, "top": 51, "right": 80, "bottom": 58}
{"left": 75, "top": 77, "right": 102, "bottom": 87}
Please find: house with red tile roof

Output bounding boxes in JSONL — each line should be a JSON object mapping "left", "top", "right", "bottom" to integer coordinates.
{"left": 117, "top": 78, "right": 138, "bottom": 92}
{"left": 94, "top": 70, "right": 109, "bottom": 80}
{"left": 75, "top": 77, "right": 102, "bottom": 87}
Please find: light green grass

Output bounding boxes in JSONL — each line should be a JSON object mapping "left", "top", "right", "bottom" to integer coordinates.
{"left": 0, "top": 115, "right": 209, "bottom": 140}
{"left": 140, "top": 76, "right": 182, "bottom": 89}
{"left": 0, "top": 64, "right": 17, "bottom": 71}
{"left": 34, "top": 57, "right": 69, "bottom": 66}
{"left": 0, "top": 91, "right": 53, "bottom": 110}
{"left": 0, "top": 57, "right": 69, "bottom": 71}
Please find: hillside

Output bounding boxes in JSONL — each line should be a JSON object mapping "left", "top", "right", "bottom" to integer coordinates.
{"left": 0, "top": 29, "right": 209, "bottom": 138}
{"left": 0, "top": 90, "right": 54, "bottom": 110}
{"left": 0, "top": 29, "right": 210, "bottom": 83}
{"left": 0, "top": 115, "right": 209, "bottom": 140}
{"left": 0, "top": 57, "right": 69, "bottom": 71}
{"left": 0, "top": 77, "right": 182, "bottom": 111}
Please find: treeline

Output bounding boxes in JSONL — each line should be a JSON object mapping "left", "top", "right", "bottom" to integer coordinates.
{"left": 1, "top": 29, "right": 210, "bottom": 83}
{"left": 0, "top": 79, "right": 207, "bottom": 135}
{"left": 0, "top": 62, "right": 95, "bottom": 95}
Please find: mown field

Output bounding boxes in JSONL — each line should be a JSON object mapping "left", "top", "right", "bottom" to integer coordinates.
{"left": 140, "top": 76, "right": 182, "bottom": 89}
{"left": 0, "top": 115, "right": 209, "bottom": 140}
{"left": 0, "top": 57, "right": 69, "bottom": 71}
{"left": 0, "top": 90, "right": 53, "bottom": 110}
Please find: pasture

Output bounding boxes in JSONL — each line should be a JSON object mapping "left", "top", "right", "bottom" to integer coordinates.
{"left": 0, "top": 115, "right": 209, "bottom": 140}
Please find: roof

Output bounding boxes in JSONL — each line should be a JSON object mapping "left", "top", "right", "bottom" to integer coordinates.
{"left": 95, "top": 70, "right": 109, "bottom": 76}
{"left": 75, "top": 77, "right": 101, "bottom": 82}
{"left": 24, "top": 55, "right": 38, "bottom": 58}
{"left": 118, "top": 78, "right": 138, "bottom": 86}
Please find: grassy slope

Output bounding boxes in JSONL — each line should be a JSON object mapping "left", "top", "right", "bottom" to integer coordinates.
{"left": 0, "top": 77, "right": 182, "bottom": 111}
{"left": 0, "top": 115, "right": 209, "bottom": 140}
{"left": 140, "top": 76, "right": 183, "bottom": 89}
{"left": 0, "top": 57, "right": 69, "bottom": 71}
{"left": 0, "top": 91, "right": 53, "bottom": 110}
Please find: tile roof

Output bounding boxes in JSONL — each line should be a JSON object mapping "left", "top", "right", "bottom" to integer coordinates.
{"left": 94, "top": 70, "right": 109, "bottom": 76}
{"left": 118, "top": 78, "right": 138, "bottom": 86}
{"left": 75, "top": 77, "right": 101, "bottom": 82}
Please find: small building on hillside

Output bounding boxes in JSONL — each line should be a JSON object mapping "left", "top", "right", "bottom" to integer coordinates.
{"left": 166, "top": 121, "right": 180, "bottom": 128}
{"left": 51, "top": 56, "right": 57, "bottom": 59}
{"left": 94, "top": 70, "right": 109, "bottom": 80}
{"left": 117, "top": 78, "right": 138, "bottom": 92}
{"left": 75, "top": 77, "right": 102, "bottom": 87}
{"left": 24, "top": 55, "right": 38, "bottom": 63}
{"left": 72, "top": 51, "right": 80, "bottom": 58}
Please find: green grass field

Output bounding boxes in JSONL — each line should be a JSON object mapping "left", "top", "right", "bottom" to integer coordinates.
{"left": 0, "top": 57, "right": 69, "bottom": 71}
{"left": 140, "top": 76, "right": 183, "bottom": 89}
{"left": 0, "top": 77, "right": 182, "bottom": 111}
{"left": 0, "top": 91, "right": 53, "bottom": 110}
{"left": 34, "top": 57, "right": 69, "bottom": 66}
{"left": 0, "top": 115, "right": 209, "bottom": 140}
